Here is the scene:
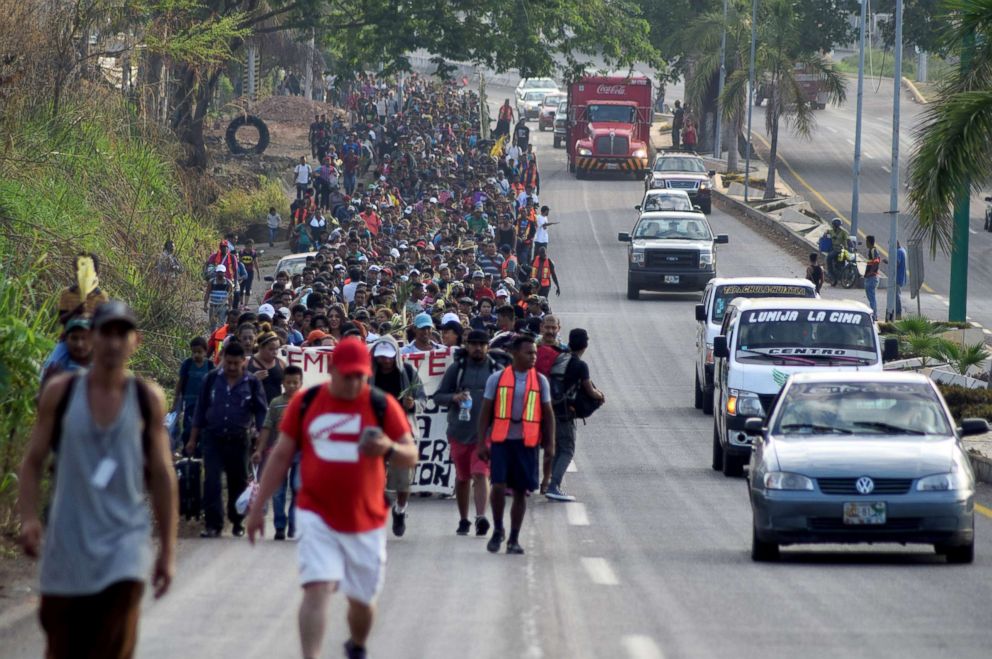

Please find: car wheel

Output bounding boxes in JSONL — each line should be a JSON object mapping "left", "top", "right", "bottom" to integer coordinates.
{"left": 942, "top": 531, "right": 975, "bottom": 564}
{"left": 694, "top": 372, "right": 703, "bottom": 409}
{"left": 626, "top": 280, "right": 639, "bottom": 300}
{"left": 576, "top": 167, "right": 585, "bottom": 180}
{"left": 722, "top": 445, "right": 744, "bottom": 478}
{"left": 711, "top": 423, "right": 723, "bottom": 471}
{"left": 751, "top": 525, "right": 780, "bottom": 562}
{"left": 702, "top": 384, "right": 714, "bottom": 415}
{"left": 701, "top": 200, "right": 712, "bottom": 214}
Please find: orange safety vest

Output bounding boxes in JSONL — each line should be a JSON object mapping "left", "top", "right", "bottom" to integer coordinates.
{"left": 532, "top": 256, "right": 552, "bottom": 287}
{"left": 491, "top": 367, "right": 542, "bottom": 447}
{"left": 501, "top": 254, "right": 518, "bottom": 278}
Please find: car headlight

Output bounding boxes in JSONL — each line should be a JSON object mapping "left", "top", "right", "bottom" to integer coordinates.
{"left": 727, "top": 388, "right": 762, "bottom": 417}
{"left": 916, "top": 472, "right": 968, "bottom": 492}
{"left": 699, "top": 251, "right": 714, "bottom": 268}
{"left": 650, "top": 179, "right": 664, "bottom": 189}
{"left": 632, "top": 148, "right": 647, "bottom": 158}
{"left": 699, "top": 181, "right": 712, "bottom": 190}
{"left": 578, "top": 147, "right": 592, "bottom": 156}
{"left": 630, "top": 249, "right": 644, "bottom": 265}
{"left": 764, "top": 471, "right": 815, "bottom": 491}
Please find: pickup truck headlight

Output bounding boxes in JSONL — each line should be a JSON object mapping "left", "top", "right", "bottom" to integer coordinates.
{"left": 764, "top": 472, "right": 815, "bottom": 491}
{"left": 699, "top": 180, "right": 712, "bottom": 190}
{"left": 727, "top": 388, "right": 762, "bottom": 417}
{"left": 632, "top": 148, "right": 647, "bottom": 158}
{"left": 649, "top": 179, "right": 664, "bottom": 189}
{"left": 699, "top": 251, "right": 714, "bottom": 268}
{"left": 578, "top": 147, "right": 592, "bottom": 156}
{"left": 916, "top": 472, "right": 968, "bottom": 492}
{"left": 630, "top": 249, "right": 644, "bottom": 266}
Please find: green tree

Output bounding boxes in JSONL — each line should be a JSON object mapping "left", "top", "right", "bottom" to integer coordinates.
{"left": 876, "top": 0, "right": 951, "bottom": 56}
{"left": 907, "top": 0, "right": 992, "bottom": 255}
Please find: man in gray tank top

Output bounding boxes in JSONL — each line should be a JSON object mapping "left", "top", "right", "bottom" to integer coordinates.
{"left": 18, "top": 301, "right": 178, "bottom": 659}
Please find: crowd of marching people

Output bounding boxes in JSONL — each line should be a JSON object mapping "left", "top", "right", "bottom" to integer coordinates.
{"left": 22, "top": 71, "right": 604, "bottom": 659}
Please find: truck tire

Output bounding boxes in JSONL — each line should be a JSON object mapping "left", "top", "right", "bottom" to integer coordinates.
{"left": 576, "top": 167, "right": 586, "bottom": 180}
{"left": 626, "top": 279, "right": 639, "bottom": 300}
{"left": 712, "top": 423, "right": 724, "bottom": 471}
{"left": 702, "top": 383, "right": 714, "bottom": 415}
{"left": 694, "top": 372, "right": 703, "bottom": 409}
{"left": 723, "top": 447, "right": 745, "bottom": 478}
{"left": 568, "top": 160, "right": 575, "bottom": 173}
{"left": 226, "top": 115, "right": 270, "bottom": 155}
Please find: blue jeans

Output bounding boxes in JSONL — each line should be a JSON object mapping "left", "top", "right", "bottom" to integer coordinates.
{"left": 268, "top": 227, "right": 278, "bottom": 245}
{"left": 343, "top": 172, "right": 357, "bottom": 195}
{"left": 864, "top": 276, "right": 879, "bottom": 319}
{"left": 272, "top": 462, "right": 298, "bottom": 531}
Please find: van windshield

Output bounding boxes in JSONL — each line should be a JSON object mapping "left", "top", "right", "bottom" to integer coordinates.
{"left": 712, "top": 284, "right": 816, "bottom": 322}
{"left": 735, "top": 309, "right": 878, "bottom": 364}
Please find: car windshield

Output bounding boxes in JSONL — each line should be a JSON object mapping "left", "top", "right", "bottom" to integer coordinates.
{"left": 712, "top": 284, "right": 816, "bottom": 322}
{"left": 653, "top": 157, "right": 706, "bottom": 173}
{"left": 277, "top": 257, "right": 309, "bottom": 277}
{"left": 524, "top": 91, "right": 545, "bottom": 101}
{"left": 735, "top": 308, "right": 878, "bottom": 363}
{"left": 557, "top": 101, "right": 568, "bottom": 113}
{"left": 633, "top": 217, "right": 712, "bottom": 240}
{"left": 544, "top": 95, "right": 564, "bottom": 106}
{"left": 643, "top": 194, "right": 693, "bottom": 212}
{"left": 524, "top": 79, "right": 557, "bottom": 90}
{"left": 587, "top": 104, "right": 635, "bottom": 123}
{"left": 773, "top": 382, "right": 952, "bottom": 437}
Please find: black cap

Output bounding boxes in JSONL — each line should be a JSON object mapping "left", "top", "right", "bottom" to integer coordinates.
{"left": 92, "top": 300, "right": 138, "bottom": 330}
{"left": 466, "top": 329, "right": 490, "bottom": 344}
{"left": 568, "top": 328, "right": 589, "bottom": 351}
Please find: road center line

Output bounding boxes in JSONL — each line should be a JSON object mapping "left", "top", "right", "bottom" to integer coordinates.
{"left": 567, "top": 503, "right": 590, "bottom": 526}
{"left": 622, "top": 635, "right": 666, "bottom": 659}
{"left": 976, "top": 503, "right": 992, "bottom": 519}
{"left": 582, "top": 557, "right": 619, "bottom": 585}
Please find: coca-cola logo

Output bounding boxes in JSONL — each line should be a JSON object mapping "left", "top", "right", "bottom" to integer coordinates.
{"left": 596, "top": 84, "right": 626, "bottom": 95}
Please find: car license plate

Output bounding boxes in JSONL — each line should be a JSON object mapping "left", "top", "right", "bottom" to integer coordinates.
{"left": 664, "top": 275, "right": 680, "bottom": 284}
{"left": 605, "top": 163, "right": 619, "bottom": 170}
{"left": 843, "top": 502, "right": 886, "bottom": 525}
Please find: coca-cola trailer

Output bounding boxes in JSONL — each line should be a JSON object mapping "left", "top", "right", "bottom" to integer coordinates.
{"left": 566, "top": 73, "right": 653, "bottom": 179}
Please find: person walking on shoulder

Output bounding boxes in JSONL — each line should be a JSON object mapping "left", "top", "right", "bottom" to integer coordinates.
{"left": 18, "top": 301, "right": 178, "bottom": 659}
{"left": 477, "top": 334, "right": 555, "bottom": 555}
{"left": 246, "top": 337, "right": 417, "bottom": 659}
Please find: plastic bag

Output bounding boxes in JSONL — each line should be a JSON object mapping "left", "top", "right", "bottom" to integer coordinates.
{"left": 236, "top": 466, "right": 260, "bottom": 515}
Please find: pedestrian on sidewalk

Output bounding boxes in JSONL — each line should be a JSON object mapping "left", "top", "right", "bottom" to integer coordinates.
{"left": 477, "top": 334, "right": 555, "bottom": 555}
{"left": 895, "top": 241, "right": 907, "bottom": 320}
{"left": 294, "top": 156, "right": 312, "bottom": 200}
{"left": 204, "top": 265, "right": 234, "bottom": 331}
{"left": 683, "top": 118, "right": 697, "bottom": 153}
{"left": 433, "top": 330, "right": 500, "bottom": 537}
{"left": 172, "top": 336, "right": 211, "bottom": 453}
{"left": 671, "top": 100, "right": 684, "bottom": 150}
{"left": 18, "top": 301, "right": 177, "bottom": 659}
{"left": 266, "top": 207, "right": 281, "bottom": 246}
{"left": 863, "top": 235, "right": 884, "bottom": 320}
{"left": 185, "top": 341, "right": 267, "bottom": 538}
{"left": 246, "top": 337, "right": 417, "bottom": 659}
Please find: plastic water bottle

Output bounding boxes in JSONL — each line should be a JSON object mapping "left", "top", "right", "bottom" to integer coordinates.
{"left": 459, "top": 392, "right": 473, "bottom": 421}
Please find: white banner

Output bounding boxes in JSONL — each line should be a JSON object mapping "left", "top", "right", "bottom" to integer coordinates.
{"left": 282, "top": 345, "right": 457, "bottom": 495}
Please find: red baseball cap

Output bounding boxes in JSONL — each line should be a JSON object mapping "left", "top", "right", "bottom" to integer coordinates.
{"left": 332, "top": 337, "right": 372, "bottom": 376}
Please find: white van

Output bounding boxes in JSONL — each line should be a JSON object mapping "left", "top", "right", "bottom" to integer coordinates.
{"left": 694, "top": 278, "right": 818, "bottom": 415}
{"left": 711, "top": 298, "right": 898, "bottom": 477}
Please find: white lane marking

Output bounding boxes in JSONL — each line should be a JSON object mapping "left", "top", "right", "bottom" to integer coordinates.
{"left": 622, "top": 635, "right": 666, "bottom": 659}
{"left": 847, "top": 138, "right": 855, "bottom": 146}
{"left": 883, "top": 166, "right": 891, "bottom": 173}
{"left": 984, "top": 329, "right": 992, "bottom": 335}
{"left": 863, "top": 152, "right": 873, "bottom": 159}
{"left": 827, "top": 126, "right": 838, "bottom": 134}
{"left": 582, "top": 557, "right": 619, "bottom": 585}
{"left": 567, "top": 502, "right": 590, "bottom": 526}
{"left": 567, "top": 461, "right": 577, "bottom": 473}
{"left": 971, "top": 229, "right": 979, "bottom": 235}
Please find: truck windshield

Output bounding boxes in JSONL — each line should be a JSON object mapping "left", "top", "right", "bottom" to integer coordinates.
{"left": 633, "top": 218, "right": 712, "bottom": 240}
{"left": 735, "top": 309, "right": 878, "bottom": 363}
{"left": 712, "top": 284, "right": 816, "bottom": 322}
{"left": 653, "top": 157, "right": 706, "bottom": 173}
{"left": 587, "top": 104, "right": 635, "bottom": 123}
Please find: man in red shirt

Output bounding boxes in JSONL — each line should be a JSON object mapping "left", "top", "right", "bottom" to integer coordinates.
{"left": 246, "top": 338, "right": 416, "bottom": 659}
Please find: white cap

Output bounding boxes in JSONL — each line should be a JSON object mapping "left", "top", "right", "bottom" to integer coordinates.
{"left": 429, "top": 197, "right": 438, "bottom": 204}
{"left": 257, "top": 303, "right": 276, "bottom": 317}
{"left": 368, "top": 265, "right": 381, "bottom": 272}
{"left": 390, "top": 248, "right": 401, "bottom": 258}
{"left": 278, "top": 307, "right": 291, "bottom": 319}
{"left": 214, "top": 264, "right": 226, "bottom": 273}
{"left": 373, "top": 342, "right": 397, "bottom": 358}
{"left": 441, "top": 312, "right": 461, "bottom": 325}
{"left": 404, "top": 206, "right": 413, "bottom": 215}
{"left": 496, "top": 288, "right": 510, "bottom": 298}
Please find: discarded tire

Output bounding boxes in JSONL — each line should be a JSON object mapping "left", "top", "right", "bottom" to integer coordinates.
{"left": 225, "top": 115, "right": 270, "bottom": 155}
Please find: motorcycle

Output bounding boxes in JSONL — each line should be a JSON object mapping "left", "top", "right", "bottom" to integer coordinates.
{"left": 832, "top": 238, "right": 860, "bottom": 289}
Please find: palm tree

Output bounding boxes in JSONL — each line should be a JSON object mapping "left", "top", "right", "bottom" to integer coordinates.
{"left": 908, "top": 0, "right": 992, "bottom": 255}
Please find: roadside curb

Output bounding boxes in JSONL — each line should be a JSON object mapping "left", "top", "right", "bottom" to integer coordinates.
{"left": 969, "top": 451, "right": 992, "bottom": 485}
{"left": 902, "top": 76, "right": 928, "bottom": 105}
{"left": 712, "top": 189, "right": 818, "bottom": 258}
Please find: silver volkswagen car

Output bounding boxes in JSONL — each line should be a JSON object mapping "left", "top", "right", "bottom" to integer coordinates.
{"left": 747, "top": 371, "right": 986, "bottom": 563}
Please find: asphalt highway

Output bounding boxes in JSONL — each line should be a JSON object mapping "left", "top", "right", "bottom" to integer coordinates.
{"left": 4, "top": 91, "right": 992, "bottom": 659}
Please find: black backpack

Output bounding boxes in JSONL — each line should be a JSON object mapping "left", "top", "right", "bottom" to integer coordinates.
{"left": 549, "top": 353, "right": 603, "bottom": 421}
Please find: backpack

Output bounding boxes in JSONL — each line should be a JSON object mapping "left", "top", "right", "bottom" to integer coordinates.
{"left": 570, "top": 383, "right": 604, "bottom": 420}
{"left": 549, "top": 352, "right": 579, "bottom": 417}
{"left": 817, "top": 233, "right": 833, "bottom": 254}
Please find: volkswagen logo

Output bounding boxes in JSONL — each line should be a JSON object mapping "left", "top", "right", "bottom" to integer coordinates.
{"left": 855, "top": 476, "right": 875, "bottom": 494}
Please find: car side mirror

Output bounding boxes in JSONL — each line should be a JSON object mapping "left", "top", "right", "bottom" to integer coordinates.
{"left": 959, "top": 418, "right": 989, "bottom": 437}
{"left": 743, "top": 417, "right": 765, "bottom": 433}
{"left": 708, "top": 170, "right": 717, "bottom": 177}
{"left": 618, "top": 232, "right": 631, "bottom": 242}
{"left": 985, "top": 196, "right": 992, "bottom": 203}
{"left": 264, "top": 275, "right": 274, "bottom": 283}
{"left": 713, "top": 335, "right": 729, "bottom": 359}
{"left": 634, "top": 204, "right": 641, "bottom": 211}
{"left": 695, "top": 304, "right": 707, "bottom": 322}
{"left": 715, "top": 234, "right": 729, "bottom": 244}
{"left": 883, "top": 337, "right": 899, "bottom": 361}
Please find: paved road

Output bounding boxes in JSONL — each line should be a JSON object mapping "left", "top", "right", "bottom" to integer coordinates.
{"left": 5, "top": 90, "right": 992, "bottom": 659}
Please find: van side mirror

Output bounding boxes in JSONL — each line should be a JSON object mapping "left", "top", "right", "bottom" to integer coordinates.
{"left": 883, "top": 337, "right": 899, "bottom": 361}
{"left": 618, "top": 232, "right": 631, "bottom": 242}
{"left": 713, "top": 335, "right": 729, "bottom": 359}
{"left": 715, "top": 234, "right": 729, "bottom": 244}
{"left": 695, "top": 304, "right": 707, "bottom": 322}
{"left": 634, "top": 204, "right": 641, "bottom": 211}
{"left": 743, "top": 417, "right": 765, "bottom": 433}
{"left": 959, "top": 418, "right": 990, "bottom": 437}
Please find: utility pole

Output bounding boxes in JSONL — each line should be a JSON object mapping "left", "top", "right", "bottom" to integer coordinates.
{"left": 744, "top": 0, "right": 758, "bottom": 203}
{"left": 850, "top": 0, "right": 867, "bottom": 238}
{"left": 714, "top": 0, "right": 728, "bottom": 161}
{"left": 303, "top": 29, "right": 315, "bottom": 100}
{"left": 885, "top": 0, "right": 903, "bottom": 321}
{"left": 948, "top": 32, "right": 974, "bottom": 322}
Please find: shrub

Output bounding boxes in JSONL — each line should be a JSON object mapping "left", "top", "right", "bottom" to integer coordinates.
{"left": 209, "top": 176, "right": 287, "bottom": 235}
{"left": 938, "top": 385, "right": 992, "bottom": 423}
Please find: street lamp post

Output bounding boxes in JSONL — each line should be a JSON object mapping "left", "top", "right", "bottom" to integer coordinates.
{"left": 714, "top": 0, "right": 728, "bottom": 161}
{"left": 885, "top": 0, "right": 903, "bottom": 321}
{"left": 850, "top": 0, "right": 867, "bottom": 238}
{"left": 744, "top": 0, "right": 758, "bottom": 203}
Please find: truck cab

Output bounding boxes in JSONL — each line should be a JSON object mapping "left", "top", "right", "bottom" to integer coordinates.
{"left": 567, "top": 74, "right": 653, "bottom": 178}
{"left": 711, "top": 298, "right": 899, "bottom": 477}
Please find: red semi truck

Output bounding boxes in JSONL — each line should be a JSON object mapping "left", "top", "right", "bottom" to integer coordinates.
{"left": 566, "top": 73, "right": 653, "bottom": 179}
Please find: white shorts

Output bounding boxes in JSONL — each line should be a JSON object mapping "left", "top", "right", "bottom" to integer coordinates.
{"left": 296, "top": 509, "right": 387, "bottom": 605}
